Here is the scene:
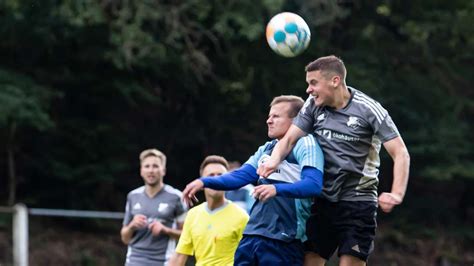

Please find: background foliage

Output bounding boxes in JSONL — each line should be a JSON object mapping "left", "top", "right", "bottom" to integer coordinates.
{"left": 0, "top": 0, "right": 474, "bottom": 265}
{"left": 0, "top": 0, "right": 473, "bottom": 259}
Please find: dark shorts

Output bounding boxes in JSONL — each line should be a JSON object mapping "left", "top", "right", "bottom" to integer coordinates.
{"left": 234, "top": 235, "right": 304, "bottom": 266}
{"left": 304, "top": 198, "right": 377, "bottom": 262}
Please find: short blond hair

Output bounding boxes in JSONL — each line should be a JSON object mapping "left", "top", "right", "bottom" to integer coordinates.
{"left": 139, "top": 148, "right": 167, "bottom": 167}
{"left": 270, "top": 95, "right": 305, "bottom": 118}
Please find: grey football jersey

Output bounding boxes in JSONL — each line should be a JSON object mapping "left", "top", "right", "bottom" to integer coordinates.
{"left": 123, "top": 184, "right": 186, "bottom": 266}
{"left": 294, "top": 87, "right": 399, "bottom": 202}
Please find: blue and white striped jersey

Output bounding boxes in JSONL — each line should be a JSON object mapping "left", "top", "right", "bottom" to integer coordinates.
{"left": 243, "top": 135, "right": 324, "bottom": 242}
{"left": 201, "top": 135, "right": 324, "bottom": 243}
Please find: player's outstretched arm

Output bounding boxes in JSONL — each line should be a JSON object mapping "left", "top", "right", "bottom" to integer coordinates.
{"left": 379, "top": 136, "right": 410, "bottom": 213}
{"left": 182, "top": 164, "right": 259, "bottom": 207}
{"left": 257, "top": 125, "right": 306, "bottom": 177}
{"left": 253, "top": 166, "right": 323, "bottom": 201}
{"left": 182, "top": 179, "right": 204, "bottom": 207}
{"left": 201, "top": 164, "right": 258, "bottom": 190}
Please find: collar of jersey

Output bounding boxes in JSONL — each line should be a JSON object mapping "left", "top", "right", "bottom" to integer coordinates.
{"left": 204, "top": 200, "right": 229, "bottom": 214}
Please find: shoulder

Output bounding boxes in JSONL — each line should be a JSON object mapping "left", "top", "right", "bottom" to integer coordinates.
{"left": 295, "top": 135, "right": 318, "bottom": 148}
{"left": 292, "top": 135, "right": 323, "bottom": 163}
{"left": 259, "top": 140, "right": 275, "bottom": 150}
{"left": 162, "top": 184, "right": 184, "bottom": 201}
{"left": 128, "top": 186, "right": 145, "bottom": 197}
{"left": 227, "top": 202, "right": 250, "bottom": 220}
{"left": 253, "top": 140, "right": 276, "bottom": 155}
{"left": 300, "top": 95, "right": 325, "bottom": 114}
{"left": 300, "top": 95, "right": 318, "bottom": 113}
{"left": 187, "top": 203, "right": 206, "bottom": 216}
{"left": 298, "top": 135, "right": 317, "bottom": 144}
{"left": 351, "top": 87, "right": 388, "bottom": 123}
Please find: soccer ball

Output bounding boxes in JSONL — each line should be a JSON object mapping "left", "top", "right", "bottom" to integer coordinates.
{"left": 266, "top": 12, "right": 311, "bottom": 57}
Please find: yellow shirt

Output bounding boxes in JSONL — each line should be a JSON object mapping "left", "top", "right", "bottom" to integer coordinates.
{"left": 176, "top": 201, "right": 249, "bottom": 266}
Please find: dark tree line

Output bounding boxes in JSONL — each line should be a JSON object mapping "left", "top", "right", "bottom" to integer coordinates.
{"left": 0, "top": 0, "right": 472, "bottom": 224}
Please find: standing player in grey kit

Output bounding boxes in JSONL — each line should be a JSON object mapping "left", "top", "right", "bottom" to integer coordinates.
{"left": 258, "top": 55, "right": 410, "bottom": 266}
{"left": 121, "top": 148, "right": 187, "bottom": 266}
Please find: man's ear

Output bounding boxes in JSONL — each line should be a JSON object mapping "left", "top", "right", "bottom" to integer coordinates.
{"left": 332, "top": 75, "right": 341, "bottom": 87}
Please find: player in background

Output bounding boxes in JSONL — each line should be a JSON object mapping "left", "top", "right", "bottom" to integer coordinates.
{"left": 121, "top": 148, "right": 187, "bottom": 266}
{"left": 169, "top": 155, "right": 249, "bottom": 266}
{"left": 257, "top": 55, "right": 410, "bottom": 266}
{"left": 182, "top": 95, "right": 324, "bottom": 265}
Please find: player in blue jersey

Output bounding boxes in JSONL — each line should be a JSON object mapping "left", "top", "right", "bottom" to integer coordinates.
{"left": 182, "top": 95, "right": 325, "bottom": 265}
{"left": 258, "top": 55, "right": 410, "bottom": 266}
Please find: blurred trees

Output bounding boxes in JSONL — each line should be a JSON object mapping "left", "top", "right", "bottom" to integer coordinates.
{"left": 0, "top": 0, "right": 472, "bottom": 220}
{"left": 0, "top": 69, "right": 56, "bottom": 204}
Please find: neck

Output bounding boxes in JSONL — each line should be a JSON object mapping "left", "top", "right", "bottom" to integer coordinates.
{"left": 206, "top": 196, "right": 226, "bottom": 211}
{"left": 145, "top": 182, "right": 163, "bottom": 198}
{"left": 332, "top": 85, "right": 351, "bottom": 109}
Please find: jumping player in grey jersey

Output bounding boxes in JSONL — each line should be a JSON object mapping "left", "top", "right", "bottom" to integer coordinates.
{"left": 121, "top": 148, "right": 187, "bottom": 266}
{"left": 258, "top": 55, "right": 410, "bottom": 266}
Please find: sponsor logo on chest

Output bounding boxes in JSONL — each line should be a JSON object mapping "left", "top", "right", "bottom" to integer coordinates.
{"left": 317, "top": 113, "right": 326, "bottom": 121}
{"left": 158, "top": 203, "right": 169, "bottom": 212}
{"left": 347, "top": 116, "right": 361, "bottom": 129}
{"left": 316, "top": 129, "right": 361, "bottom": 142}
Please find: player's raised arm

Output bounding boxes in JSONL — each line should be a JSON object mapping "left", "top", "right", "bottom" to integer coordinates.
{"left": 257, "top": 124, "right": 306, "bottom": 177}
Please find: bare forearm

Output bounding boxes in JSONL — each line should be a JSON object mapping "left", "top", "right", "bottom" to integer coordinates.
{"left": 272, "top": 137, "right": 292, "bottom": 161}
{"left": 120, "top": 225, "right": 134, "bottom": 244}
{"left": 163, "top": 227, "right": 182, "bottom": 240}
{"left": 169, "top": 253, "right": 188, "bottom": 266}
{"left": 391, "top": 147, "right": 410, "bottom": 199}
{"left": 273, "top": 125, "right": 305, "bottom": 160}
{"left": 258, "top": 125, "right": 306, "bottom": 177}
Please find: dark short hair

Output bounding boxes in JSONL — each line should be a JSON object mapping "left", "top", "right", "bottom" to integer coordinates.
{"left": 305, "top": 55, "right": 346, "bottom": 81}
{"left": 199, "top": 155, "right": 229, "bottom": 176}
{"left": 270, "top": 95, "right": 305, "bottom": 118}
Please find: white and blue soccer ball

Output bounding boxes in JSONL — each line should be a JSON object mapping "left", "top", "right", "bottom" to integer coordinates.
{"left": 266, "top": 12, "right": 311, "bottom": 57}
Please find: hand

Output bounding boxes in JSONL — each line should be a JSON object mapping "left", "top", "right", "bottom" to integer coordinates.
{"left": 182, "top": 179, "right": 203, "bottom": 207}
{"left": 252, "top": 184, "right": 277, "bottom": 202}
{"left": 149, "top": 220, "right": 166, "bottom": 236}
{"left": 378, "top": 192, "right": 403, "bottom": 213}
{"left": 257, "top": 157, "right": 279, "bottom": 178}
{"left": 130, "top": 214, "right": 147, "bottom": 230}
